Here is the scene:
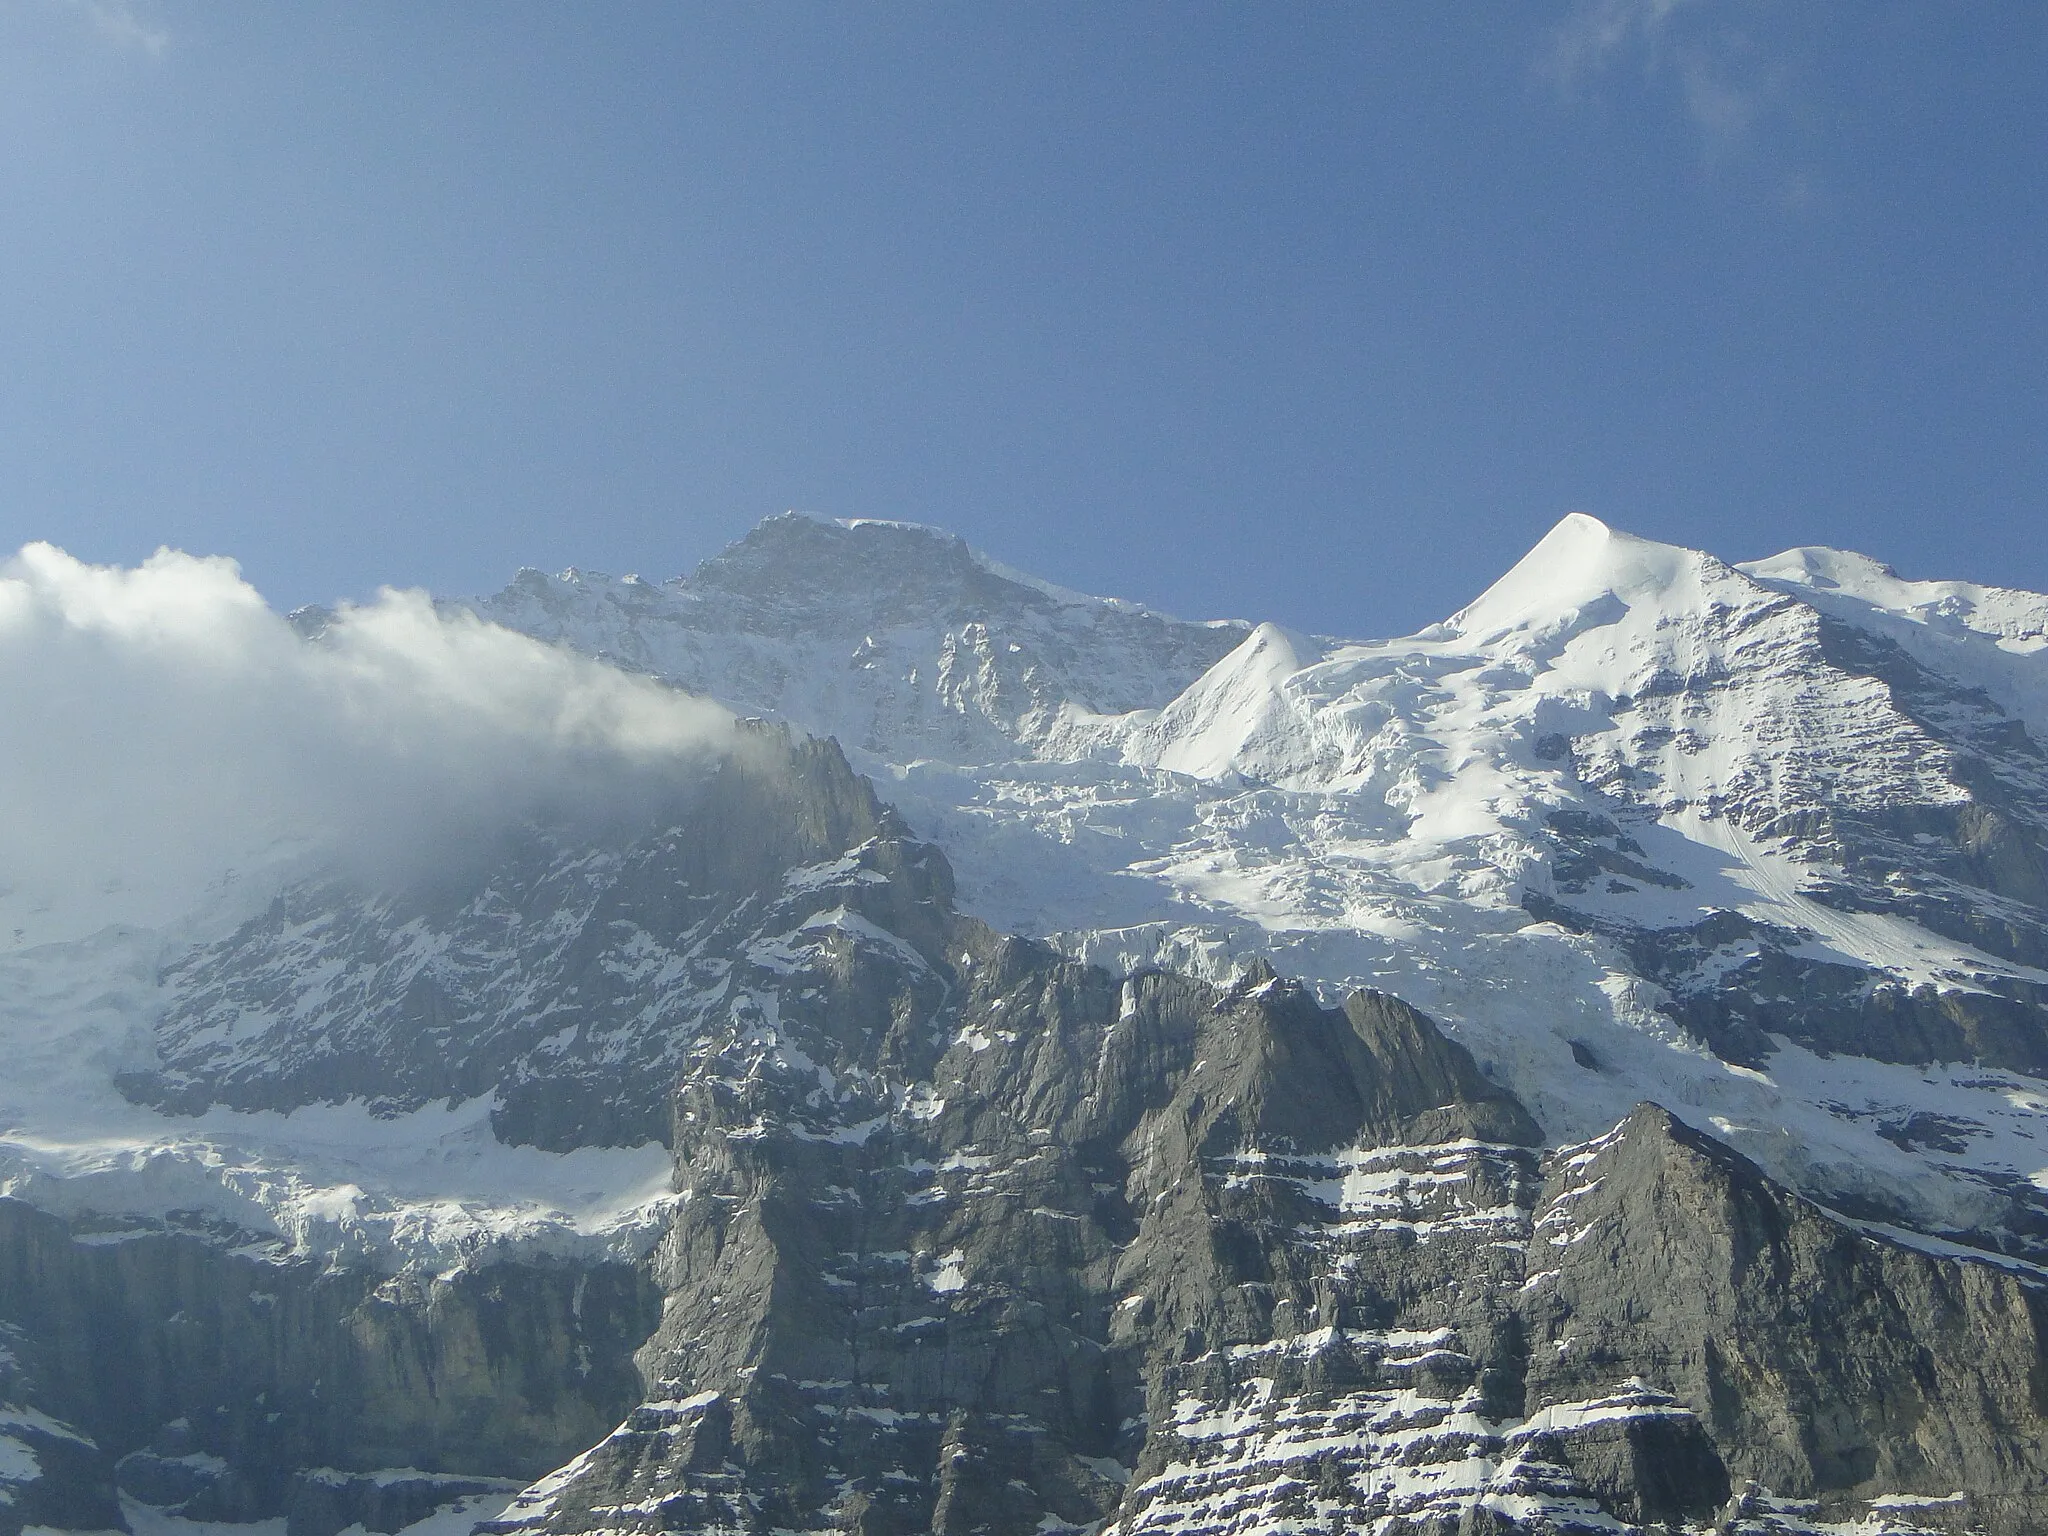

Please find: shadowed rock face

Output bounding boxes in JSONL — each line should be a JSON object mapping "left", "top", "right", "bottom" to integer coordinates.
{"left": 462, "top": 921, "right": 2048, "bottom": 1535}
{"left": 0, "top": 1321, "right": 125, "bottom": 1536}
{"left": 122, "top": 723, "right": 949, "bottom": 1151}
{"left": 474, "top": 947, "right": 1557, "bottom": 1536}
{"left": 407, "top": 923, "right": 2045, "bottom": 1536}
{"left": 1524, "top": 1105, "right": 2048, "bottom": 1530}
{"left": 0, "top": 1199, "right": 660, "bottom": 1536}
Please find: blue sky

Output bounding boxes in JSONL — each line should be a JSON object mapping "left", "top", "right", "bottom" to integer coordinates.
{"left": 1, "top": 2, "right": 2042, "bottom": 635}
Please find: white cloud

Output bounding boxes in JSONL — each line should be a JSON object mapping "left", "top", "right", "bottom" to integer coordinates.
{"left": 1540, "top": 0, "right": 1783, "bottom": 162}
{"left": 1675, "top": 42, "right": 1759, "bottom": 149}
{"left": 1542, "top": 0, "right": 1699, "bottom": 92}
{"left": 0, "top": 543, "right": 736, "bottom": 943}
{"left": 62, "top": 0, "right": 168, "bottom": 56}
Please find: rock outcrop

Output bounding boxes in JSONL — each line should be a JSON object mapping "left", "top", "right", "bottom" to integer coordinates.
{"left": 1525, "top": 1105, "right": 2048, "bottom": 1533}
{"left": 470, "top": 513, "right": 2048, "bottom": 1253}
{"left": 124, "top": 723, "right": 948, "bottom": 1152}
{"left": 463, "top": 900, "right": 2048, "bottom": 1533}
{"left": 0, "top": 1197, "right": 658, "bottom": 1531}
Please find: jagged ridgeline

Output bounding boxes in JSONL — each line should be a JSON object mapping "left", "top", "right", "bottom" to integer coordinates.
{"left": 8, "top": 718, "right": 2048, "bottom": 1536}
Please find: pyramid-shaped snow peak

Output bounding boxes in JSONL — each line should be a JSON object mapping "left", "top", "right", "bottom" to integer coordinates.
{"left": 1444, "top": 512, "right": 1753, "bottom": 645}
{"left": 1121, "top": 621, "right": 1326, "bottom": 781}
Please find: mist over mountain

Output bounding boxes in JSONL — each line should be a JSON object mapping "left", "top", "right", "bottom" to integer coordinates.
{"left": 0, "top": 543, "right": 736, "bottom": 949}
{"left": 8, "top": 513, "right": 2048, "bottom": 1535}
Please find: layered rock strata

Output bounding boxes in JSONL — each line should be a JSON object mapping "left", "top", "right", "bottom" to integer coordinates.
{"left": 477, "top": 938, "right": 2048, "bottom": 1535}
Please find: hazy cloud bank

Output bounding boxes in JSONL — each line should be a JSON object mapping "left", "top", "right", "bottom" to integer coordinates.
{"left": 0, "top": 543, "right": 735, "bottom": 942}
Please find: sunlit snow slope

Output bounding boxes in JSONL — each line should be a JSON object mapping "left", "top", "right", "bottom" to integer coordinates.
{"left": 474, "top": 511, "right": 2048, "bottom": 1249}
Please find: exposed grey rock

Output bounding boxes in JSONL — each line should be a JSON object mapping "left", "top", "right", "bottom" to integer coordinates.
{"left": 1526, "top": 897, "right": 2048, "bottom": 1080}
{"left": 468, "top": 922, "right": 1609, "bottom": 1535}
{"left": 1527, "top": 591, "right": 2048, "bottom": 1089}
{"left": 0, "top": 1322, "right": 125, "bottom": 1536}
{"left": 1524, "top": 1104, "right": 2048, "bottom": 1533}
{"left": 1513, "top": 1382, "right": 1729, "bottom": 1526}
{"left": 284, "top": 1467, "right": 520, "bottom": 1536}
{"left": 0, "top": 1415, "right": 124, "bottom": 1536}
{"left": 473, "top": 912, "right": 2048, "bottom": 1535}
{"left": 13, "top": 652, "right": 2048, "bottom": 1532}
{"left": 446, "top": 511, "right": 2048, "bottom": 1286}
{"left": 115, "top": 1448, "right": 258, "bottom": 1520}
{"left": 0, "top": 1197, "right": 659, "bottom": 1524}
{"left": 1800, "top": 614, "right": 2048, "bottom": 971}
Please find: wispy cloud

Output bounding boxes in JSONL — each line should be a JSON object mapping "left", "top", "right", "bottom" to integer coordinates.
{"left": 0, "top": 544, "right": 738, "bottom": 944}
{"left": 35, "top": 0, "right": 169, "bottom": 56}
{"left": 1540, "top": 0, "right": 1786, "bottom": 164}
{"left": 1542, "top": 0, "right": 1697, "bottom": 91}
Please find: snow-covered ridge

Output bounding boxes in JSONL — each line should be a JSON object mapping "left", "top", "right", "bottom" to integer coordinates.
{"left": 460, "top": 511, "right": 1248, "bottom": 765}
{"left": 470, "top": 511, "right": 2048, "bottom": 1248}
{"left": 1742, "top": 543, "right": 2048, "bottom": 650}
{"left": 1740, "top": 541, "right": 2048, "bottom": 745}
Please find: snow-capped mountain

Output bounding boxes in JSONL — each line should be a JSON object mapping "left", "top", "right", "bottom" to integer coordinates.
{"left": 464, "top": 512, "right": 1247, "bottom": 765}
{"left": 472, "top": 510, "right": 2048, "bottom": 1249}
{"left": 9, "top": 510, "right": 2048, "bottom": 1536}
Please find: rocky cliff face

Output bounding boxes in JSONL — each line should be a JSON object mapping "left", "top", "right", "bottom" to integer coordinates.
{"left": 17, "top": 702, "right": 2047, "bottom": 1533}
{"left": 0, "top": 1199, "right": 657, "bottom": 1536}
{"left": 0, "top": 1198, "right": 659, "bottom": 1483}
{"left": 461, "top": 922, "right": 2048, "bottom": 1536}
{"left": 5, "top": 721, "right": 932, "bottom": 1535}
{"left": 1524, "top": 1107, "right": 2048, "bottom": 1528}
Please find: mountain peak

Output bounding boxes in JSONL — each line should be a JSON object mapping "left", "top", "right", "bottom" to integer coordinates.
{"left": 1742, "top": 541, "right": 2048, "bottom": 648}
{"left": 708, "top": 511, "right": 1168, "bottom": 620}
{"left": 465, "top": 511, "right": 1250, "bottom": 764}
{"left": 699, "top": 511, "right": 978, "bottom": 602}
{"left": 1739, "top": 543, "right": 1897, "bottom": 592}
{"left": 1445, "top": 512, "right": 1737, "bottom": 642}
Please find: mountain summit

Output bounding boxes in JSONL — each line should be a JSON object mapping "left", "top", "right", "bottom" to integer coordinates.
{"left": 1446, "top": 510, "right": 1721, "bottom": 638}
{"left": 466, "top": 513, "right": 1247, "bottom": 763}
